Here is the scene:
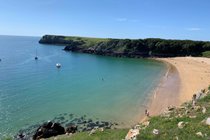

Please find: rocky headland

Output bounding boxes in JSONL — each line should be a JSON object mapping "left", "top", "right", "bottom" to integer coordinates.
{"left": 39, "top": 35, "right": 210, "bottom": 58}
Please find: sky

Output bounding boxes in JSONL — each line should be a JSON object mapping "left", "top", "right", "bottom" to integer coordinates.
{"left": 0, "top": 0, "right": 209, "bottom": 40}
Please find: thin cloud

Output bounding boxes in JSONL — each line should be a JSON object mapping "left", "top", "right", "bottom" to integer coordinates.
{"left": 130, "top": 19, "right": 139, "bottom": 22}
{"left": 186, "top": 28, "right": 202, "bottom": 31}
{"left": 115, "top": 18, "right": 138, "bottom": 22}
{"left": 115, "top": 18, "right": 128, "bottom": 22}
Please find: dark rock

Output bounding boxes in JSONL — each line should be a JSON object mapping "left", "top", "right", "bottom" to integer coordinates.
{"left": 82, "top": 120, "right": 87, "bottom": 124}
{"left": 16, "top": 133, "right": 26, "bottom": 139}
{"left": 87, "top": 119, "right": 92, "bottom": 123}
{"left": 71, "top": 118, "right": 80, "bottom": 123}
{"left": 80, "top": 116, "right": 85, "bottom": 120}
{"left": 98, "top": 123, "right": 105, "bottom": 127}
{"left": 82, "top": 128, "right": 87, "bottom": 132}
{"left": 86, "top": 127, "right": 92, "bottom": 131}
{"left": 87, "top": 122, "right": 96, "bottom": 128}
{"left": 101, "top": 121, "right": 109, "bottom": 126}
{"left": 105, "top": 126, "right": 111, "bottom": 129}
{"left": 65, "top": 122, "right": 75, "bottom": 127}
{"left": 69, "top": 113, "right": 74, "bottom": 117}
{"left": 59, "top": 116, "right": 65, "bottom": 120}
{"left": 33, "top": 122, "right": 65, "bottom": 140}
{"left": 63, "top": 113, "right": 67, "bottom": 116}
{"left": 66, "top": 125, "right": 77, "bottom": 133}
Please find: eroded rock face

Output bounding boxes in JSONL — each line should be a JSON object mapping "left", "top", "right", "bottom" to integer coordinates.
{"left": 33, "top": 121, "right": 65, "bottom": 140}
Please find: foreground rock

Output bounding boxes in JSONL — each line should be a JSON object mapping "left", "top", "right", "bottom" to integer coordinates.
{"left": 196, "top": 132, "right": 204, "bottom": 137}
{"left": 205, "top": 117, "right": 210, "bottom": 125}
{"left": 125, "top": 129, "right": 139, "bottom": 140}
{"left": 66, "top": 125, "right": 77, "bottom": 134}
{"left": 177, "top": 121, "right": 186, "bottom": 129}
{"left": 33, "top": 121, "right": 65, "bottom": 140}
{"left": 152, "top": 129, "right": 159, "bottom": 135}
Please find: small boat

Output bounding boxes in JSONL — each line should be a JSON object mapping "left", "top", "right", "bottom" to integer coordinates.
{"left": 56, "top": 63, "right": 61, "bottom": 68}
{"left": 35, "top": 47, "right": 38, "bottom": 60}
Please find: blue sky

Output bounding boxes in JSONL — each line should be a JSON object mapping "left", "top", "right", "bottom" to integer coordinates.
{"left": 0, "top": 0, "right": 209, "bottom": 40}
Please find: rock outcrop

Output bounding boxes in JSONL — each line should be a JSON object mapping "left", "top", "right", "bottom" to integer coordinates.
{"left": 33, "top": 121, "right": 65, "bottom": 140}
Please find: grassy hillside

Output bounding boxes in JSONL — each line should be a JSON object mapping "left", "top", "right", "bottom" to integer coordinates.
{"left": 202, "top": 51, "right": 210, "bottom": 58}
{"left": 63, "top": 36, "right": 109, "bottom": 48}
{"left": 39, "top": 35, "right": 210, "bottom": 57}
{"left": 137, "top": 91, "right": 210, "bottom": 140}
{"left": 47, "top": 129, "right": 128, "bottom": 140}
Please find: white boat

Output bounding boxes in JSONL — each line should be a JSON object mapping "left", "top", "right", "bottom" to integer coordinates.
{"left": 56, "top": 63, "right": 61, "bottom": 68}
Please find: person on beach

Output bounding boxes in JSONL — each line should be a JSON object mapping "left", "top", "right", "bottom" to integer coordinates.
{"left": 192, "top": 94, "right": 197, "bottom": 107}
{"left": 145, "top": 109, "right": 150, "bottom": 117}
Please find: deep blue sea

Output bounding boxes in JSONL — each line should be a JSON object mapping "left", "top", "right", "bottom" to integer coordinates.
{"left": 0, "top": 36, "right": 166, "bottom": 138}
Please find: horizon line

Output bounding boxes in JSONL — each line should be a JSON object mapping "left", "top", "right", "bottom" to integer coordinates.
{"left": 0, "top": 34, "right": 209, "bottom": 42}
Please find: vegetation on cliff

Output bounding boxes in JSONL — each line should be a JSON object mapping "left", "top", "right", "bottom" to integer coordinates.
{"left": 39, "top": 35, "right": 210, "bottom": 57}
{"left": 137, "top": 91, "right": 210, "bottom": 139}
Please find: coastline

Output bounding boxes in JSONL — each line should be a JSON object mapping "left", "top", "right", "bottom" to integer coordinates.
{"left": 147, "top": 59, "right": 180, "bottom": 117}
{"left": 144, "top": 57, "right": 210, "bottom": 121}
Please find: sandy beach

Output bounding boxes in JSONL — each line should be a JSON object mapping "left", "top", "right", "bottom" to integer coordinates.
{"left": 147, "top": 57, "right": 210, "bottom": 117}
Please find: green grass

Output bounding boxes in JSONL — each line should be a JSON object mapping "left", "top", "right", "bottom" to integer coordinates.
{"left": 137, "top": 93, "right": 210, "bottom": 140}
{"left": 47, "top": 129, "right": 128, "bottom": 140}
{"left": 202, "top": 51, "right": 210, "bottom": 58}
{"left": 64, "top": 36, "right": 109, "bottom": 48}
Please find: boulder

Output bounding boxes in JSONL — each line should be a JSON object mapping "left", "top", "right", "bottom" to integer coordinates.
{"left": 196, "top": 132, "right": 203, "bottom": 137}
{"left": 178, "top": 121, "right": 186, "bottom": 129}
{"left": 152, "top": 129, "right": 159, "bottom": 135}
{"left": 189, "top": 115, "right": 196, "bottom": 119}
{"left": 66, "top": 125, "right": 77, "bottom": 134}
{"left": 205, "top": 117, "right": 210, "bottom": 125}
{"left": 16, "top": 133, "right": 26, "bottom": 140}
{"left": 89, "top": 129, "right": 96, "bottom": 136}
{"left": 125, "top": 129, "right": 139, "bottom": 140}
{"left": 142, "top": 121, "right": 150, "bottom": 127}
{"left": 194, "top": 106, "right": 201, "bottom": 111}
{"left": 185, "top": 110, "right": 190, "bottom": 115}
{"left": 202, "top": 107, "right": 207, "bottom": 114}
{"left": 99, "top": 127, "right": 104, "bottom": 132}
{"left": 168, "top": 105, "right": 176, "bottom": 111}
{"left": 33, "top": 121, "right": 65, "bottom": 140}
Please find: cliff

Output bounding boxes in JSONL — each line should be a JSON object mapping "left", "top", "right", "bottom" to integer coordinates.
{"left": 39, "top": 35, "right": 210, "bottom": 58}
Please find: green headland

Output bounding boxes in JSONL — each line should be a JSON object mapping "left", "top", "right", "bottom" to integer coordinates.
{"left": 39, "top": 35, "right": 210, "bottom": 58}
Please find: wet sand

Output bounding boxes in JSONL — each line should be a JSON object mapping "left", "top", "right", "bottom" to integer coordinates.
{"left": 146, "top": 57, "right": 210, "bottom": 118}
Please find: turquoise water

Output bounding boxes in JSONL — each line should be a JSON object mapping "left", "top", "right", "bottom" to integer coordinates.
{"left": 0, "top": 36, "right": 166, "bottom": 137}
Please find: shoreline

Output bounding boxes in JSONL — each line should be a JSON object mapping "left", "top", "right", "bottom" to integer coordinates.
{"left": 143, "top": 57, "right": 210, "bottom": 121}
{"left": 147, "top": 59, "right": 180, "bottom": 116}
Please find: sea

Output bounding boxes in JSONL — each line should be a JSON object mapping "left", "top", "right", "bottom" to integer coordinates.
{"left": 0, "top": 35, "right": 166, "bottom": 138}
